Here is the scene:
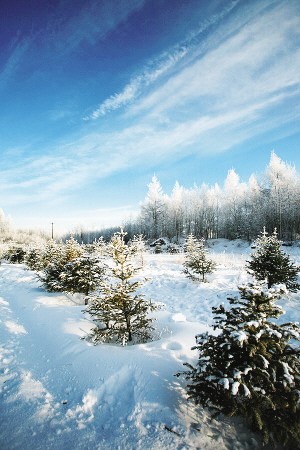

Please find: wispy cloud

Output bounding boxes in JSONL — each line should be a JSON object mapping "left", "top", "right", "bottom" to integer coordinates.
{"left": 86, "top": 0, "right": 240, "bottom": 119}
{"left": 47, "top": 0, "right": 146, "bottom": 55}
{"left": 0, "top": 39, "right": 30, "bottom": 90}
{"left": 129, "top": 1, "right": 300, "bottom": 117}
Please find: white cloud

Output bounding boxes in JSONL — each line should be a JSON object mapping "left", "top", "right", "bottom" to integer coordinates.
{"left": 87, "top": 0, "right": 240, "bottom": 119}
{"left": 129, "top": 1, "right": 300, "bottom": 119}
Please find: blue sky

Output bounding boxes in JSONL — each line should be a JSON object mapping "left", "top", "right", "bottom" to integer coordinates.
{"left": 1, "top": 0, "right": 300, "bottom": 234}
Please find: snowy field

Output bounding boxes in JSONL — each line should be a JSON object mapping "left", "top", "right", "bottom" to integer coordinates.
{"left": 0, "top": 240, "right": 299, "bottom": 449}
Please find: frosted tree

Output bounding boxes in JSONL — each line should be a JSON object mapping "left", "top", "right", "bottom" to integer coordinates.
{"left": 85, "top": 229, "right": 159, "bottom": 345}
{"left": 91, "top": 236, "right": 107, "bottom": 257}
{"left": 223, "top": 169, "right": 247, "bottom": 239}
{"left": 247, "top": 228, "right": 299, "bottom": 291}
{"left": 183, "top": 234, "right": 216, "bottom": 282}
{"left": 141, "top": 175, "right": 166, "bottom": 239}
{"left": 243, "top": 174, "right": 262, "bottom": 239}
{"left": 0, "top": 208, "right": 11, "bottom": 239}
{"left": 168, "top": 181, "right": 184, "bottom": 242}
{"left": 64, "top": 234, "right": 83, "bottom": 261}
{"left": 265, "top": 152, "right": 300, "bottom": 239}
{"left": 40, "top": 239, "right": 62, "bottom": 268}
{"left": 131, "top": 234, "right": 146, "bottom": 267}
{"left": 180, "top": 284, "right": 300, "bottom": 447}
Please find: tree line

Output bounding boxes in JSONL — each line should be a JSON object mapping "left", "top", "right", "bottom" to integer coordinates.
{"left": 69, "top": 152, "right": 300, "bottom": 244}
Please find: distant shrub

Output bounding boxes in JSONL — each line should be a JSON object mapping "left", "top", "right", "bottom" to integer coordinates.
{"left": 3, "top": 246, "right": 26, "bottom": 263}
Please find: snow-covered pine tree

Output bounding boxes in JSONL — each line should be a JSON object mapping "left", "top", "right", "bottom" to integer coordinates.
{"left": 40, "top": 239, "right": 61, "bottom": 269}
{"left": 24, "top": 247, "right": 44, "bottom": 271}
{"left": 247, "top": 228, "right": 300, "bottom": 291}
{"left": 59, "top": 254, "right": 105, "bottom": 303}
{"left": 40, "top": 237, "right": 83, "bottom": 292}
{"left": 180, "top": 283, "right": 300, "bottom": 447}
{"left": 85, "top": 229, "right": 159, "bottom": 345}
{"left": 91, "top": 236, "right": 107, "bottom": 257}
{"left": 183, "top": 234, "right": 216, "bottom": 282}
{"left": 64, "top": 234, "right": 84, "bottom": 261}
{"left": 4, "top": 246, "right": 26, "bottom": 263}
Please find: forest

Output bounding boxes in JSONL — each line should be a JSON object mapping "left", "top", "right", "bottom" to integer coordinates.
{"left": 70, "top": 152, "right": 300, "bottom": 244}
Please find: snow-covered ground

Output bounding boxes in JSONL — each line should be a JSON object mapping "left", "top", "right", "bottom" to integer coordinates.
{"left": 0, "top": 240, "right": 299, "bottom": 449}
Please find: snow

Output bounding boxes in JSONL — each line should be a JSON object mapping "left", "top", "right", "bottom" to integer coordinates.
{"left": 231, "top": 381, "right": 240, "bottom": 395}
{"left": 230, "top": 330, "right": 248, "bottom": 346}
{"left": 0, "top": 239, "right": 299, "bottom": 449}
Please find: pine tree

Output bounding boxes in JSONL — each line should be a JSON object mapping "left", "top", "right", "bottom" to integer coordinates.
{"left": 40, "top": 237, "right": 83, "bottom": 292}
{"left": 183, "top": 234, "right": 216, "bottom": 282}
{"left": 64, "top": 235, "right": 84, "bottom": 261}
{"left": 59, "top": 254, "right": 105, "bottom": 303}
{"left": 247, "top": 228, "right": 299, "bottom": 291}
{"left": 91, "top": 236, "right": 107, "bottom": 257}
{"left": 84, "top": 229, "right": 159, "bottom": 345}
{"left": 180, "top": 284, "right": 300, "bottom": 447}
{"left": 40, "top": 239, "right": 62, "bottom": 269}
{"left": 24, "top": 247, "right": 44, "bottom": 271}
{"left": 4, "top": 246, "right": 26, "bottom": 263}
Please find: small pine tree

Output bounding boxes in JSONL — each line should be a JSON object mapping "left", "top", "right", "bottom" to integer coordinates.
{"left": 40, "top": 240, "right": 62, "bottom": 269}
{"left": 247, "top": 228, "right": 299, "bottom": 291}
{"left": 4, "top": 246, "right": 26, "bottom": 263}
{"left": 183, "top": 234, "right": 216, "bottom": 282}
{"left": 180, "top": 284, "right": 300, "bottom": 447}
{"left": 24, "top": 247, "right": 44, "bottom": 271}
{"left": 64, "top": 235, "right": 84, "bottom": 261}
{"left": 91, "top": 236, "right": 107, "bottom": 257}
{"left": 85, "top": 229, "right": 159, "bottom": 345}
{"left": 59, "top": 254, "right": 105, "bottom": 303}
{"left": 40, "top": 237, "right": 83, "bottom": 292}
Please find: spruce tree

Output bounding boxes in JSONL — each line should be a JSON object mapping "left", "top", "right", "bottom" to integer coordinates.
{"left": 85, "top": 230, "right": 159, "bottom": 345}
{"left": 91, "top": 236, "right": 107, "bottom": 257}
{"left": 247, "top": 228, "right": 299, "bottom": 291}
{"left": 183, "top": 234, "right": 216, "bottom": 282}
{"left": 40, "top": 237, "right": 83, "bottom": 292}
{"left": 40, "top": 239, "right": 62, "bottom": 269}
{"left": 59, "top": 254, "right": 104, "bottom": 303}
{"left": 180, "top": 284, "right": 300, "bottom": 447}
{"left": 64, "top": 234, "right": 83, "bottom": 261}
{"left": 24, "top": 247, "right": 44, "bottom": 271}
{"left": 4, "top": 246, "right": 26, "bottom": 263}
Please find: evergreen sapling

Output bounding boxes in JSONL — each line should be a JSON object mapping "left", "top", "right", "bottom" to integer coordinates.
{"left": 59, "top": 254, "right": 105, "bottom": 303}
{"left": 85, "top": 229, "right": 159, "bottom": 345}
{"left": 184, "top": 234, "right": 216, "bottom": 282}
{"left": 180, "top": 283, "right": 300, "bottom": 447}
{"left": 247, "top": 228, "right": 299, "bottom": 291}
{"left": 40, "top": 236, "right": 84, "bottom": 292}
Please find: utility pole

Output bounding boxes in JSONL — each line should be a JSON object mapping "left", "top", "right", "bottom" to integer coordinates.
{"left": 51, "top": 222, "right": 54, "bottom": 240}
